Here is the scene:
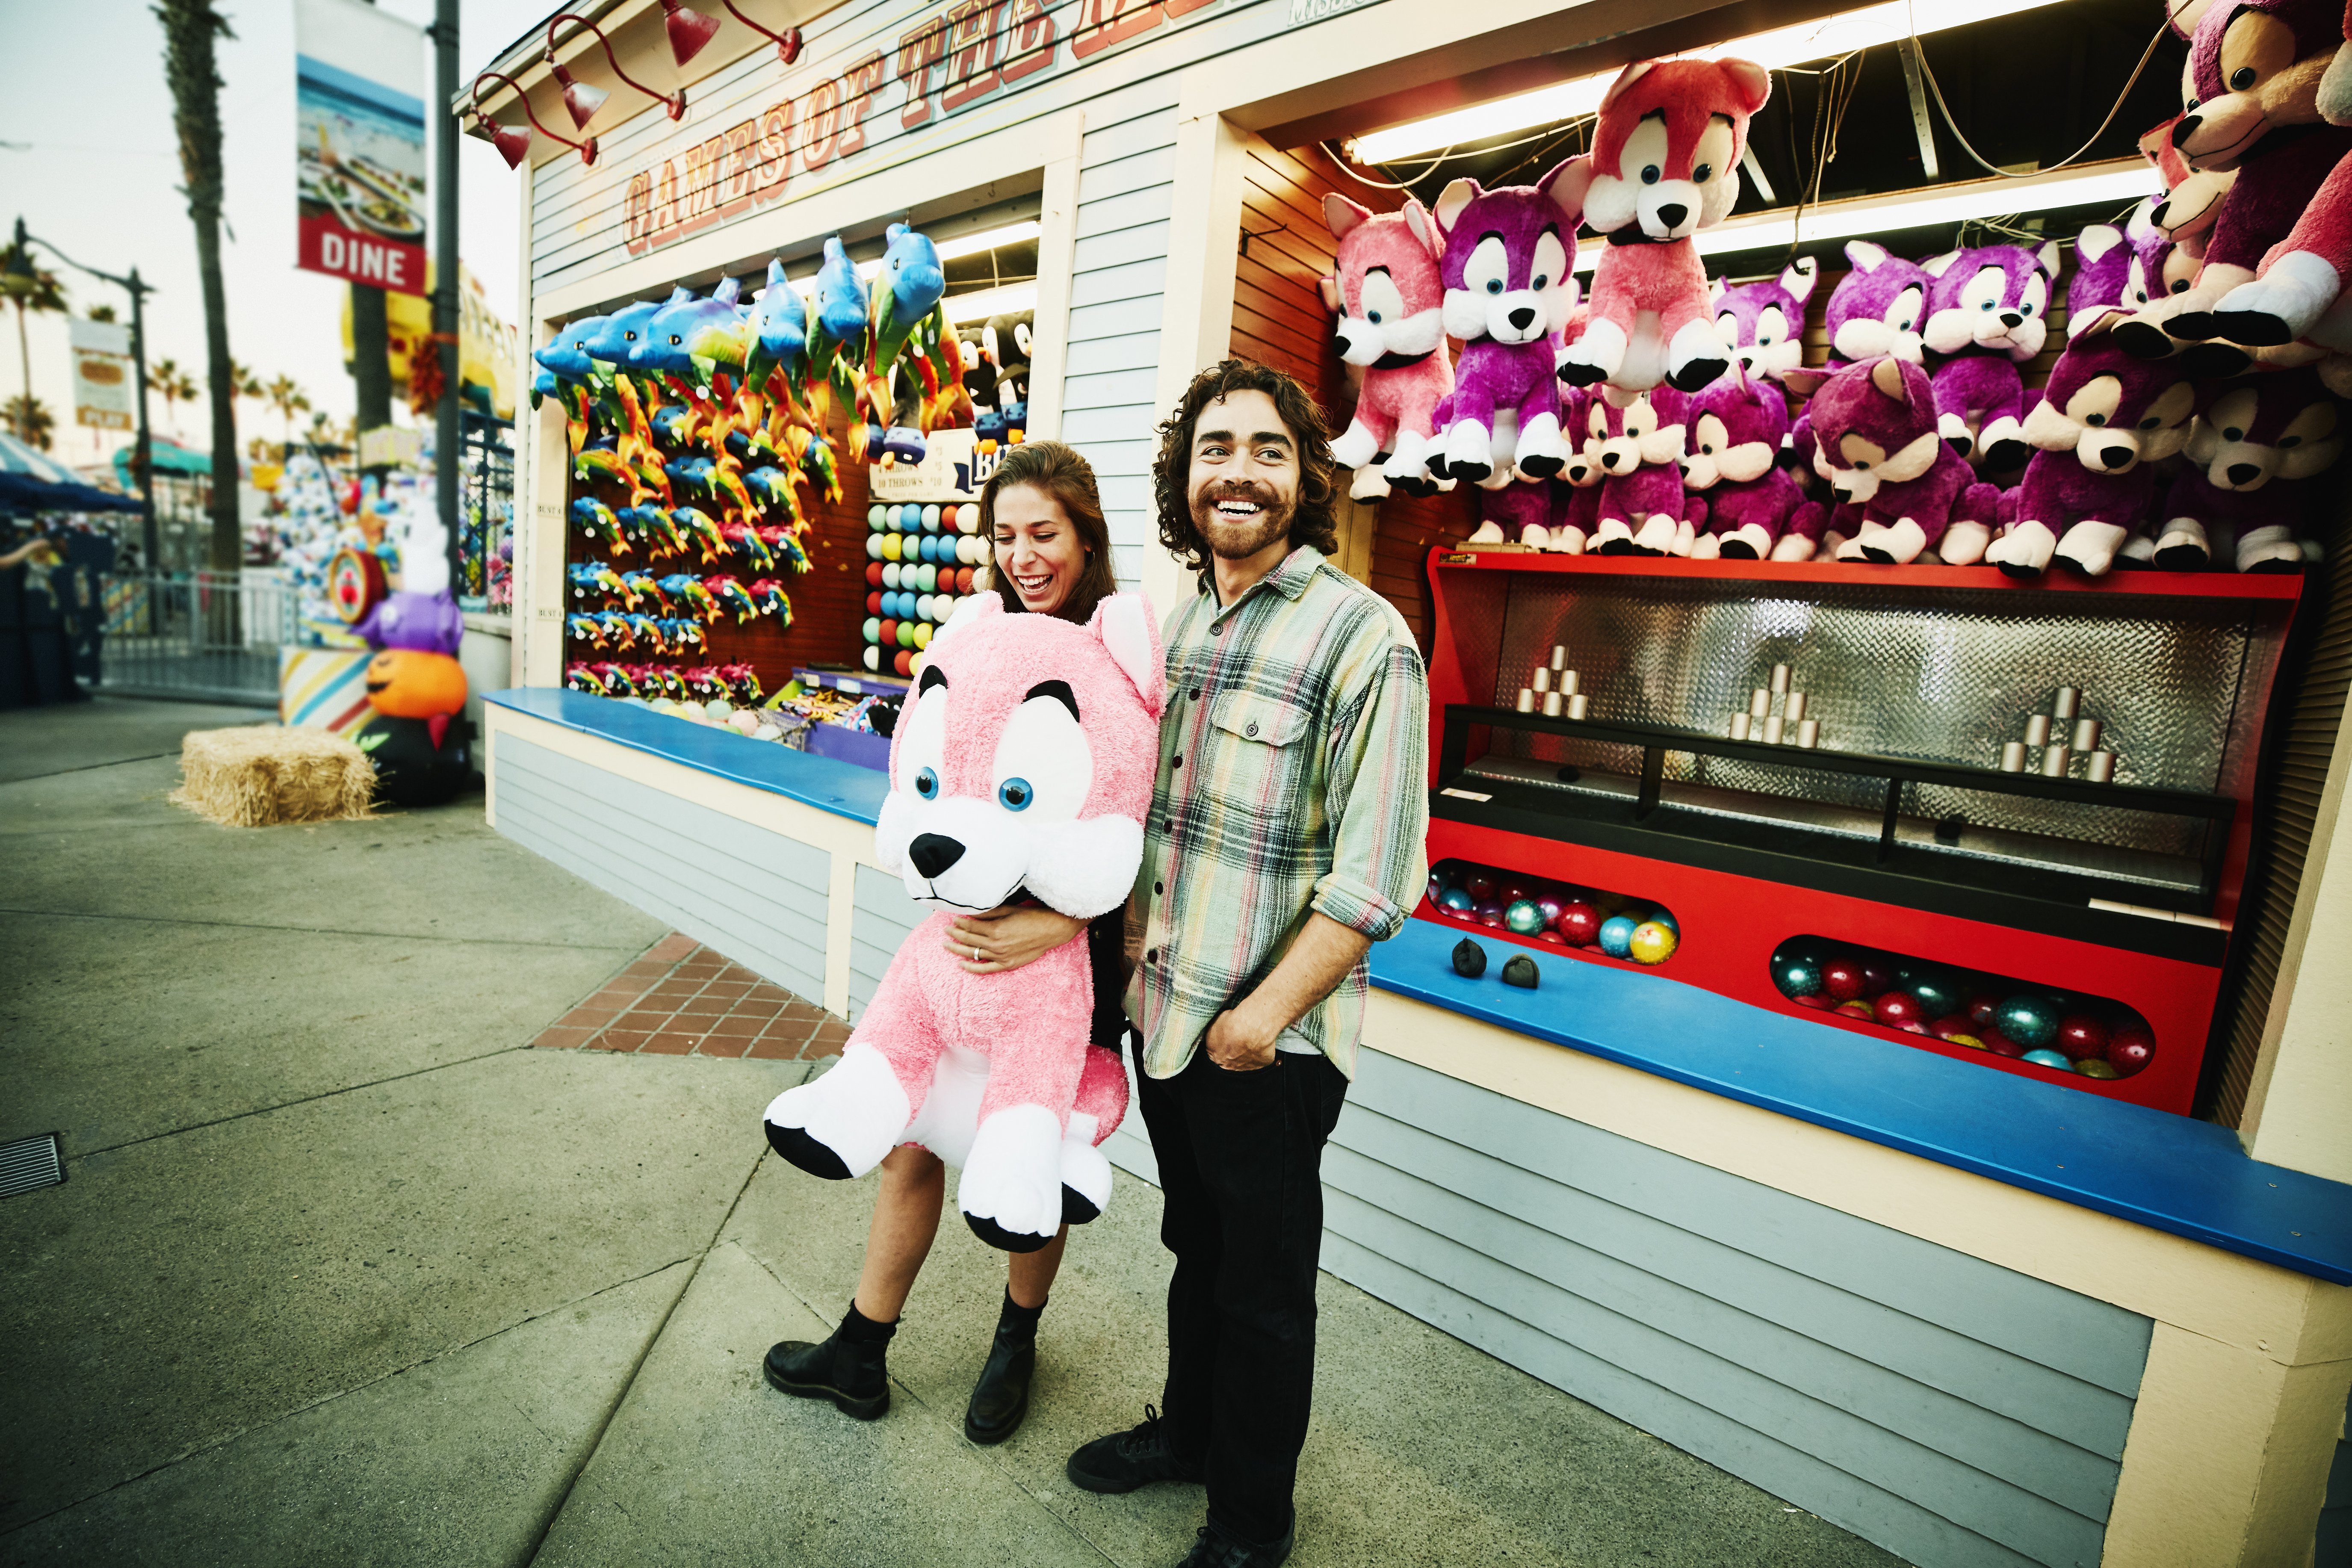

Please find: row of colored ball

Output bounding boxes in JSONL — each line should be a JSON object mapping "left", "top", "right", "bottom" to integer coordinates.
{"left": 869, "top": 589, "right": 969, "bottom": 623}
{"left": 867, "top": 560, "right": 978, "bottom": 593}
{"left": 862, "top": 644, "right": 916, "bottom": 676}
{"left": 867, "top": 530, "right": 993, "bottom": 564}
{"left": 1770, "top": 943, "right": 2153, "bottom": 1078}
{"left": 864, "top": 613, "right": 955, "bottom": 649}
{"left": 1429, "top": 869, "right": 1680, "bottom": 966}
{"left": 868, "top": 502, "right": 981, "bottom": 535}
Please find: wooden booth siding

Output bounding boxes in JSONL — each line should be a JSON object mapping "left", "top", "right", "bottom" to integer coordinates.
{"left": 492, "top": 735, "right": 833, "bottom": 1003}
{"left": 851, "top": 862, "right": 928, "bottom": 1019}
{"left": 1105, "top": 1045, "right": 2148, "bottom": 1568}
{"left": 1065, "top": 80, "right": 1182, "bottom": 592}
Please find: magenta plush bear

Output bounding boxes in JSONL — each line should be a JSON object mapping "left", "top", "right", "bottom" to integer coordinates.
{"left": 2153, "top": 369, "right": 2343, "bottom": 571}
{"left": 1587, "top": 384, "right": 1698, "bottom": 555}
{"left": 1427, "top": 161, "right": 1583, "bottom": 487}
{"left": 1684, "top": 367, "right": 1811, "bottom": 561}
{"left": 1546, "top": 387, "right": 1601, "bottom": 554}
{"left": 1320, "top": 193, "right": 1455, "bottom": 500}
{"left": 1808, "top": 356, "right": 2004, "bottom": 564}
{"left": 1920, "top": 242, "right": 2059, "bottom": 470}
{"left": 1709, "top": 257, "right": 1818, "bottom": 384}
{"left": 761, "top": 594, "right": 1163, "bottom": 1251}
{"left": 2068, "top": 210, "right": 2170, "bottom": 342}
{"left": 1987, "top": 335, "right": 2197, "bottom": 577}
{"left": 1556, "top": 58, "right": 1771, "bottom": 392}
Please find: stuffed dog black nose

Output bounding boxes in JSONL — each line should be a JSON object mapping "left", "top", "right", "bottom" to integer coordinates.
{"left": 909, "top": 833, "right": 967, "bottom": 879}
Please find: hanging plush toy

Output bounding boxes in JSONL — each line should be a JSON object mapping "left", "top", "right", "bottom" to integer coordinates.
{"left": 1709, "top": 257, "right": 1818, "bottom": 384}
{"left": 1684, "top": 366, "right": 1811, "bottom": 560}
{"left": 2152, "top": 368, "right": 2342, "bottom": 570}
{"left": 1425, "top": 162, "right": 1583, "bottom": 487}
{"left": 855, "top": 224, "right": 948, "bottom": 464}
{"left": 1587, "top": 384, "right": 1697, "bottom": 555}
{"left": 2113, "top": 0, "right": 2352, "bottom": 372}
{"left": 761, "top": 594, "right": 1164, "bottom": 1250}
{"left": 1807, "top": 356, "right": 2004, "bottom": 564}
{"left": 982, "top": 312, "right": 1033, "bottom": 417}
{"left": 1557, "top": 57, "right": 1771, "bottom": 393}
{"left": 2067, "top": 211, "right": 2169, "bottom": 342}
{"left": 1920, "top": 242, "right": 2059, "bottom": 470}
{"left": 1320, "top": 193, "right": 1456, "bottom": 499}
{"left": 1989, "top": 333, "right": 2196, "bottom": 577}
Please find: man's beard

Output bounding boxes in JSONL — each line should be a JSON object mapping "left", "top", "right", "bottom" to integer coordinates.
{"left": 1190, "top": 481, "right": 1294, "bottom": 561}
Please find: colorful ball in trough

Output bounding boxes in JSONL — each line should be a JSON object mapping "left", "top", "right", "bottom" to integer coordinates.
{"left": 1597, "top": 915, "right": 1638, "bottom": 958}
{"left": 1992, "top": 995, "right": 2061, "bottom": 1050}
{"left": 1505, "top": 900, "right": 1547, "bottom": 935}
{"left": 1627, "top": 921, "right": 1678, "bottom": 965}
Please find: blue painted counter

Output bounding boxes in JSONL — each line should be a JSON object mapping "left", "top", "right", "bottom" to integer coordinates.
{"left": 488, "top": 686, "right": 886, "bottom": 824}
{"left": 487, "top": 686, "right": 2352, "bottom": 1287}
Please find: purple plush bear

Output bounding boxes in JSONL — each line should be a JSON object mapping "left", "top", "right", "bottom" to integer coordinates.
{"left": 1685, "top": 368, "right": 1812, "bottom": 560}
{"left": 1920, "top": 242, "right": 2059, "bottom": 470}
{"left": 1427, "top": 164, "right": 1581, "bottom": 487}
{"left": 2066, "top": 207, "right": 2172, "bottom": 343}
{"left": 2154, "top": 369, "right": 2342, "bottom": 572}
{"left": 1807, "top": 357, "right": 2003, "bottom": 564}
{"left": 1989, "top": 334, "right": 2196, "bottom": 577}
{"left": 1709, "top": 257, "right": 1818, "bottom": 385}
{"left": 1588, "top": 384, "right": 1698, "bottom": 555}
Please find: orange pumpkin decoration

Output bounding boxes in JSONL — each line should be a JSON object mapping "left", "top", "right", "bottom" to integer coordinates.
{"left": 365, "top": 649, "right": 467, "bottom": 718}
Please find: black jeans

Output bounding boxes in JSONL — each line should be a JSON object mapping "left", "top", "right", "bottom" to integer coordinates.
{"left": 1138, "top": 1045, "right": 1349, "bottom": 1545}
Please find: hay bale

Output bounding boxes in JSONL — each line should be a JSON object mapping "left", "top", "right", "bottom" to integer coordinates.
{"left": 169, "top": 725, "right": 377, "bottom": 828}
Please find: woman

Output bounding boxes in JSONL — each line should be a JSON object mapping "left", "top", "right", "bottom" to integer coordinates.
{"left": 765, "top": 440, "right": 1126, "bottom": 1444}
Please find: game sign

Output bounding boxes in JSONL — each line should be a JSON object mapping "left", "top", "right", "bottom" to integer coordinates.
{"left": 295, "top": 0, "right": 427, "bottom": 295}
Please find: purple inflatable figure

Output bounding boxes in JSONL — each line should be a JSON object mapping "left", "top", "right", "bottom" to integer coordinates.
{"left": 1685, "top": 367, "right": 1811, "bottom": 561}
{"left": 1808, "top": 357, "right": 2003, "bottom": 564}
{"left": 1920, "top": 242, "right": 2059, "bottom": 470}
{"left": 1426, "top": 162, "right": 1583, "bottom": 487}
{"left": 1989, "top": 334, "right": 2197, "bottom": 577}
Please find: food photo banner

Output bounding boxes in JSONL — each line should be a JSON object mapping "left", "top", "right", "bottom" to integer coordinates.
{"left": 295, "top": 0, "right": 428, "bottom": 295}
{"left": 68, "top": 318, "right": 133, "bottom": 432}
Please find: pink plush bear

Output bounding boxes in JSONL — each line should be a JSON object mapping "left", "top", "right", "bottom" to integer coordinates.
{"left": 761, "top": 594, "right": 1164, "bottom": 1251}
{"left": 1557, "top": 57, "right": 1771, "bottom": 393}
{"left": 1319, "top": 193, "right": 1455, "bottom": 500}
{"left": 1807, "top": 356, "right": 2004, "bottom": 565}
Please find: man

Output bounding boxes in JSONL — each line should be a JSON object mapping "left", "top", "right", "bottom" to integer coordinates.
{"left": 1065, "top": 360, "right": 1429, "bottom": 1568}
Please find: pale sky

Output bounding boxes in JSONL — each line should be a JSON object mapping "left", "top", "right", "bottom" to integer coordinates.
{"left": 0, "top": 0, "right": 555, "bottom": 471}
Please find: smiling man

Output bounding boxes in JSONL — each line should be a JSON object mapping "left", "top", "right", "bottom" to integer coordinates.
{"left": 1064, "top": 360, "right": 1429, "bottom": 1568}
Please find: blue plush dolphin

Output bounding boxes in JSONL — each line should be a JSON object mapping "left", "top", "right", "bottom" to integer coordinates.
{"left": 634, "top": 277, "right": 747, "bottom": 379}
{"left": 746, "top": 258, "right": 808, "bottom": 388}
{"left": 586, "top": 292, "right": 680, "bottom": 371}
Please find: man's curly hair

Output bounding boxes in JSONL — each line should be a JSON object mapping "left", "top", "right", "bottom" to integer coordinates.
{"left": 1152, "top": 359, "right": 1340, "bottom": 576}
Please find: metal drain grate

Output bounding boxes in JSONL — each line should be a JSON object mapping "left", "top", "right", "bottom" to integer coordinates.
{"left": 0, "top": 1134, "right": 65, "bottom": 1198}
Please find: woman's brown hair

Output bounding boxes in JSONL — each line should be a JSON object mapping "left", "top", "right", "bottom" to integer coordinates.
{"left": 980, "top": 439, "right": 1120, "bottom": 624}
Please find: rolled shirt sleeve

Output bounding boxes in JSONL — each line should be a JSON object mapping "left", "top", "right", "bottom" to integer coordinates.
{"left": 1311, "top": 634, "right": 1429, "bottom": 942}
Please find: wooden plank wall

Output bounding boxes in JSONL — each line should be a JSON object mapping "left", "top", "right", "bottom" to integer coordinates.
{"left": 1104, "top": 1044, "right": 2155, "bottom": 1568}
{"left": 1061, "top": 78, "right": 1185, "bottom": 591}
{"left": 1230, "top": 139, "right": 1475, "bottom": 652}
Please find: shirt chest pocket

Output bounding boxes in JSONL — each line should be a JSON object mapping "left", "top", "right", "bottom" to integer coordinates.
{"left": 1203, "top": 692, "right": 1311, "bottom": 809}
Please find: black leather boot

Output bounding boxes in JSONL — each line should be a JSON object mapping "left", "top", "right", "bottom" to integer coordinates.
{"left": 764, "top": 1302, "right": 894, "bottom": 1420}
{"left": 964, "top": 1290, "right": 1044, "bottom": 1444}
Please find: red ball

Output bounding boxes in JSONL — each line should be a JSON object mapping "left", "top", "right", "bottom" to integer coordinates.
{"left": 1899, "top": 1021, "right": 1931, "bottom": 1035}
{"left": 866, "top": 591, "right": 884, "bottom": 614}
{"left": 1473, "top": 901, "right": 1506, "bottom": 927}
{"left": 957, "top": 567, "right": 977, "bottom": 594}
{"left": 865, "top": 562, "right": 886, "bottom": 587}
{"left": 1859, "top": 962, "right": 1895, "bottom": 998}
{"left": 892, "top": 649, "right": 914, "bottom": 676}
{"left": 2055, "top": 1015, "right": 2110, "bottom": 1061}
{"left": 1979, "top": 1026, "right": 2026, "bottom": 1059}
{"left": 1821, "top": 959, "right": 1867, "bottom": 1002}
{"left": 1554, "top": 902, "right": 1601, "bottom": 944}
{"left": 1582, "top": 943, "right": 1608, "bottom": 954}
{"left": 1498, "top": 882, "right": 1527, "bottom": 905}
{"left": 1834, "top": 999, "right": 1877, "bottom": 1020}
{"left": 1792, "top": 993, "right": 1833, "bottom": 1010}
{"left": 1965, "top": 992, "right": 2000, "bottom": 1028}
{"left": 2107, "top": 1026, "right": 2155, "bottom": 1075}
{"left": 879, "top": 618, "right": 899, "bottom": 646}
{"left": 1928, "top": 1014, "right": 1982, "bottom": 1044}
{"left": 1537, "top": 929, "right": 1566, "bottom": 945}
{"left": 1874, "top": 992, "right": 1924, "bottom": 1028}
{"left": 1466, "top": 874, "right": 1497, "bottom": 902}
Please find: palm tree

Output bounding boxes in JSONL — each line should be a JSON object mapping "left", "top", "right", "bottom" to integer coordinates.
{"left": 88, "top": 303, "right": 118, "bottom": 324}
{"left": 151, "top": 357, "right": 198, "bottom": 438}
{"left": 157, "top": 0, "right": 241, "bottom": 572}
{"left": 0, "top": 237, "right": 67, "bottom": 434}
{"left": 5, "top": 394, "right": 56, "bottom": 450}
{"left": 265, "top": 374, "right": 310, "bottom": 449}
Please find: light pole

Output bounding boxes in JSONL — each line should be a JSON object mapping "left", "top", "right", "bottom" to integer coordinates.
{"left": 4, "top": 217, "right": 158, "bottom": 568}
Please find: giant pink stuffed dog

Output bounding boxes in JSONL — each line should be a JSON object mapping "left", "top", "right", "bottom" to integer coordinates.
{"left": 761, "top": 594, "right": 1164, "bottom": 1251}
{"left": 1320, "top": 193, "right": 1454, "bottom": 499}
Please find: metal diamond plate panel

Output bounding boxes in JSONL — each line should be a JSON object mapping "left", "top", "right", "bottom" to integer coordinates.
{"left": 1476, "top": 573, "right": 2290, "bottom": 859}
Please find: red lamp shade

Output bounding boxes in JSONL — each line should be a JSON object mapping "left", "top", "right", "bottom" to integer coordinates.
{"left": 486, "top": 118, "right": 532, "bottom": 169}
{"left": 550, "top": 61, "right": 609, "bottom": 130}
{"left": 661, "top": 0, "right": 721, "bottom": 65}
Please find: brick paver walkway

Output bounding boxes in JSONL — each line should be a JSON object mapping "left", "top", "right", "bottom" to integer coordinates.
{"left": 530, "top": 933, "right": 852, "bottom": 1060}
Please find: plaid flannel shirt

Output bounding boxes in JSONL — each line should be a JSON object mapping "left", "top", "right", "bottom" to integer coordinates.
{"left": 1124, "top": 546, "right": 1430, "bottom": 1080}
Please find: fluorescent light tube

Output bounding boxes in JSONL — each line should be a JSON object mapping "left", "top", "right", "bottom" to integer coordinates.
{"left": 1569, "top": 158, "right": 2154, "bottom": 272}
{"left": 1351, "top": 0, "right": 2070, "bottom": 164}
{"left": 946, "top": 282, "right": 1039, "bottom": 323}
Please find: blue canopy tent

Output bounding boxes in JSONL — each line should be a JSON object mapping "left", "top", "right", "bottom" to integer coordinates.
{"left": 0, "top": 431, "right": 142, "bottom": 514}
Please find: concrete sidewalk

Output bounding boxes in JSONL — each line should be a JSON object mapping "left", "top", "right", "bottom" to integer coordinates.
{"left": 0, "top": 699, "right": 1905, "bottom": 1567}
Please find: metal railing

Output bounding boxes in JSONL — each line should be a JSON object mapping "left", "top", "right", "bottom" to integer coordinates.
{"left": 97, "top": 569, "right": 294, "bottom": 705}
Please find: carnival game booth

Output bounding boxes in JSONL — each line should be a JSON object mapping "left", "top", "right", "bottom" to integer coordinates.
{"left": 471, "top": 0, "right": 2352, "bottom": 1563}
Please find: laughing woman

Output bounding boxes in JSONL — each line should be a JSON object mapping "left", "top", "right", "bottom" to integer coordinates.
{"left": 762, "top": 440, "right": 1132, "bottom": 1443}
